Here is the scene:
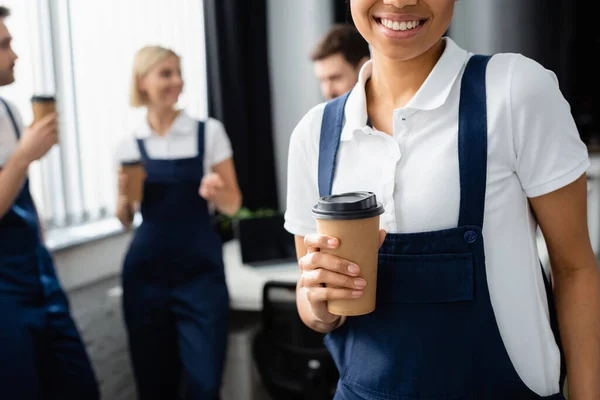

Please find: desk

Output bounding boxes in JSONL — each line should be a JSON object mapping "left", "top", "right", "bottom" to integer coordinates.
{"left": 223, "top": 240, "right": 299, "bottom": 311}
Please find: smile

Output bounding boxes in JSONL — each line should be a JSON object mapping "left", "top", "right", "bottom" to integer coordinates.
{"left": 378, "top": 18, "right": 423, "bottom": 31}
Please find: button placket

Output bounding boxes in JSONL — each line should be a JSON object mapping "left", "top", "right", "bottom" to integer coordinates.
{"left": 384, "top": 152, "right": 398, "bottom": 232}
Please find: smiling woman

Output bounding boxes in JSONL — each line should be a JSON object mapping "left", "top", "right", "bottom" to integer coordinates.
{"left": 114, "top": 43, "right": 241, "bottom": 399}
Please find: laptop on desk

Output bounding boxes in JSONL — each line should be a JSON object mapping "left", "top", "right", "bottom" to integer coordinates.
{"left": 234, "top": 214, "right": 298, "bottom": 267}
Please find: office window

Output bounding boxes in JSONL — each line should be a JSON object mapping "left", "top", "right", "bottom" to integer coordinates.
{"left": 0, "top": 0, "right": 207, "bottom": 230}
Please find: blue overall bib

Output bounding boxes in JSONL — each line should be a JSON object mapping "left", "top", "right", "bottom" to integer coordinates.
{"left": 318, "top": 56, "right": 566, "bottom": 399}
{"left": 122, "top": 120, "right": 229, "bottom": 400}
{"left": 0, "top": 99, "right": 98, "bottom": 400}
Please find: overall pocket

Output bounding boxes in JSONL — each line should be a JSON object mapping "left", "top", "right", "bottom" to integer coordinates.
{"left": 342, "top": 252, "right": 475, "bottom": 399}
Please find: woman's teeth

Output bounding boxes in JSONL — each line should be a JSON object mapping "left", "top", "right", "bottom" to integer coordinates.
{"left": 380, "top": 18, "right": 422, "bottom": 31}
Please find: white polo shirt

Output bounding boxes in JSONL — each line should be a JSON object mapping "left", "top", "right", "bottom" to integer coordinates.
{"left": 284, "top": 37, "right": 589, "bottom": 396}
{"left": 115, "top": 111, "right": 233, "bottom": 174}
{"left": 0, "top": 99, "right": 24, "bottom": 167}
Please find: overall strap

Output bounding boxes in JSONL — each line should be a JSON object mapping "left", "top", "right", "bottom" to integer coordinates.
{"left": 317, "top": 92, "right": 351, "bottom": 197}
{"left": 196, "top": 121, "right": 205, "bottom": 173}
{"left": 136, "top": 138, "right": 150, "bottom": 161}
{"left": 0, "top": 98, "right": 21, "bottom": 140}
{"left": 457, "top": 54, "right": 492, "bottom": 228}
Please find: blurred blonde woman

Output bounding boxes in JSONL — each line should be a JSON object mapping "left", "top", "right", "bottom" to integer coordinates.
{"left": 115, "top": 45, "right": 241, "bottom": 400}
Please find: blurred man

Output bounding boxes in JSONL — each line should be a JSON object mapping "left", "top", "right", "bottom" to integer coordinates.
{"left": 311, "top": 23, "right": 370, "bottom": 100}
{"left": 0, "top": 6, "right": 99, "bottom": 399}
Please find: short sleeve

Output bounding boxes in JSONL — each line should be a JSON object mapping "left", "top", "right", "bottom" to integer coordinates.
{"left": 510, "top": 54, "right": 590, "bottom": 198}
{"left": 205, "top": 118, "right": 233, "bottom": 168}
{"left": 283, "top": 104, "right": 324, "bottom": 237}
{"left": 114, "top": 132, "right": 141, "bottom": 167}
{"left": 0, "top": 101, "right": 23, "bottom": 166}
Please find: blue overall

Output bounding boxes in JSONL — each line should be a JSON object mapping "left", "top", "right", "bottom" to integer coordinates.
{"left": 0, "top": 99, "right": 98, "bottom": 400}
{"left": 318, "top": 56, "right": 566, "bottom": 399}
{"left": 122, "top": 121, "right": 229, "bottom": 400}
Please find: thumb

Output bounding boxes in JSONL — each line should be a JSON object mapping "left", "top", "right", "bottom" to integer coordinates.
{"left": 211, "top": 173, "right": 225, "bottom": 188}
{"left": 378, "top": 229, "right": 387, "bottom": 248}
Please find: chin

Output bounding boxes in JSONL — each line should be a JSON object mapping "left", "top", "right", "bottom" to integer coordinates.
{"left": 0, "top": 74, "right": 15, "bottom": 87}
{"left": 166, "top": 96, "right": 180, "bottom": 107}
{"left": 374, "top": 44, "right": 429, "bottom": 62}
{"left": 158, "top": 98, "right": 177, "bottom": 109}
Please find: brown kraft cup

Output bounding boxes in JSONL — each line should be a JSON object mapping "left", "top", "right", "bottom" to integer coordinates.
{"left": 312, "top": 192, "right": 384, "bottom": 316}
{"left": 121, "top": 161, "right": 146, "bottom": 203}
{"left": 31, "top": 95, "right": 56, "bottom": 124}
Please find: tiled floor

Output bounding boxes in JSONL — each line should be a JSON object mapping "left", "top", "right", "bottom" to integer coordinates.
{"left": 69, "top": 276, "right": 137, "bottom": 400}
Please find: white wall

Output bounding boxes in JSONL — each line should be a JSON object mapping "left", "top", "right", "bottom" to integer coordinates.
{"left": 267, "top": 0, "right": 334, "bottom": 211}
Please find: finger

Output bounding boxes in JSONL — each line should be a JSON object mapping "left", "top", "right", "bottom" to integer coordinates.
{"left": 38, "top": 126, "right": 58, "bottom": 141}
{"left": 201, "top": 173, "right": 216, "bottom": 184}
{"left": 300, "top": 251, "right": 360, "bottom": 276}
{"left": 199, "top": 187, "right": 212, "bottom": 200}
{"left": 206, "top": 175, "right": 224, "bottom": 189}
{"left": 201, "top": 182, "right": 215, "bottom": 192}
{"left": 213, "top": 175, "right": 225, "bottom": 188}
{"left": 118, "top": 178, "right": 128, "bottom": 193}
{"left": 32, "top": 116, "right": 58, "bottom": 133}
{"left": 42, "top": 135, "right": 57, "bottom": 150}
{"left": 35, "top": 112, "right": 58, "bottom": 127}
{"left": 117, "top": 207, "right": 131, "bottom": 228}
{"left": 378, "top": 229, "right": 387, "bottom": 248}
{"left": 206, "top": 186, "right": 219, "bottom": 198}
{"left": 200, "top": 183, "right": 213, "bottom": 195}
{"left": 301, "top": 268, "right": 366, "bottom": 290}
{"left": 128, "top": 203, "right": 136, "bottom": 217}
{"left": 208, "top": 186, "right": 223, "bottom": 198}
{"left": 125, "top": 203, "right": 134, "bottom": 221}
{"left": 34, "top": 120, "right": 58, "bottom": 137}
{"left": 306, "top": 287, "right": 363, "bottom": 303}
{"left": 40, "top": 118, "right": 58, "bottom": 131}
{"left": 121, "top": 218, "right": 132, "bottom": 231}
{"left": 304, "top": 233, "right": 339, "bottom": 252}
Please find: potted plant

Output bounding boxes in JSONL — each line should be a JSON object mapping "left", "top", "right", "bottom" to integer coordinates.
{"left": 212, "top": 207, "right": 279, "bottom": 243}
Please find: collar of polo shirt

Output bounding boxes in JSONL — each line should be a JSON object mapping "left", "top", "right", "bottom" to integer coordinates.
{"left": 341, "top": 37, "right": 469, "bottom": 142}
{"left": 135, "top": 110, "right": 197, "bottom": 139}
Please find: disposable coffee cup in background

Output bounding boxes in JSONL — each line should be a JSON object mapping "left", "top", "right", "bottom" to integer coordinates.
{"left": 312, "top": 191, "right": 384, "bottom": 316}
{"left": 120, "top": 161, "right": 146, "bottom": 203}
{"left": 31, "top": 95, "right": 56, "bottom": 124}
